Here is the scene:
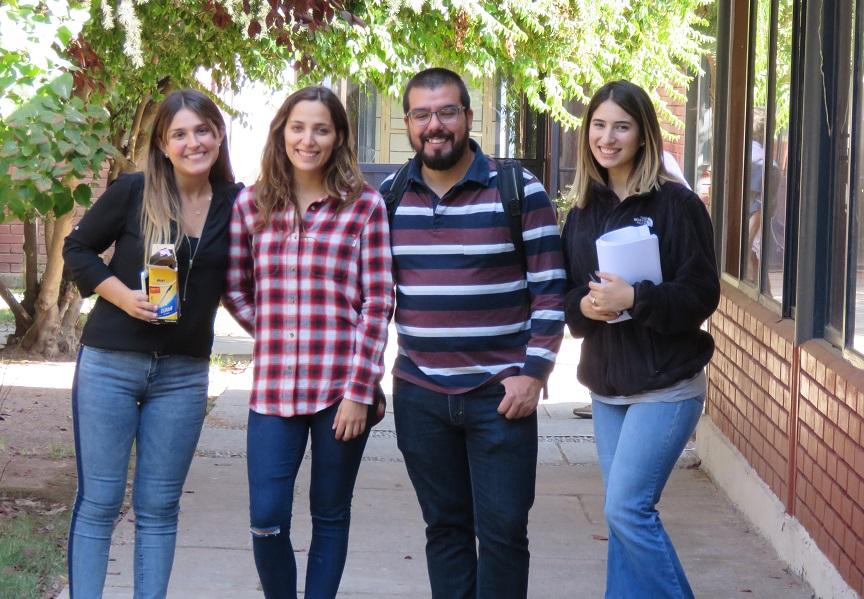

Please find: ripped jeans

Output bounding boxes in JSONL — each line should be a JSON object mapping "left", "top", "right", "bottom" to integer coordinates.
{"left": 247, "top": 403, "right": 370, "bottom": 599}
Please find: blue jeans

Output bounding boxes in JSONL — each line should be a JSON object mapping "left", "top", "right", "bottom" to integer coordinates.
{"left": 393, "top": 378, "right": 538, "bottom": 599}
{"left": 68, "top": 346, "right": 209, "bottom": 599}
{"left": 592, "top": 397, "right": 704, "bottom": 599}
{"left": 247, "top": 402, "right": 371, "bottom": 599}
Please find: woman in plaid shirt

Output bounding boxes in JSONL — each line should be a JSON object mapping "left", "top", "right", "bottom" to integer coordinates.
{"left": 224, "top": 86, "right": 394, "bottom": 599}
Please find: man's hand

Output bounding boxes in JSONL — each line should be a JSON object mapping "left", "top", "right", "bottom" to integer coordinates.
{"left": 333, "top": 399, "right": 368, "bottom": 441}
{"left": 497, "top": 375, "right": 543, "bottom": 420}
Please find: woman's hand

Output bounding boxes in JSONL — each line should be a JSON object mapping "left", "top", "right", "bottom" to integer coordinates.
{"left": 94, "top": 277, "right": 158, "bottom": 321}
{"left": 333, "top": 398, "right": 368, "bottom": 441}
{"left": 582, "top": 272, "right": 634, "bottom": 321}
{"left": 119, "top": 289, "right": 159, "bottom": 321}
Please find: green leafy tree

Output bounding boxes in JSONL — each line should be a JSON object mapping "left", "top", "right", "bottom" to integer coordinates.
{"left": 0, "top": 0, "right": 116, "bottom": 356}
{"left": 81, "top": 0, "right": 710, "bottom": 154}
{"left": 301, "top": 0, "right": 712, "bottom": 127}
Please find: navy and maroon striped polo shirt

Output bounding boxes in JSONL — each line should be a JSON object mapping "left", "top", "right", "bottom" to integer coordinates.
{"left": 381, "top": 143, "right": 566, "bottom": 394}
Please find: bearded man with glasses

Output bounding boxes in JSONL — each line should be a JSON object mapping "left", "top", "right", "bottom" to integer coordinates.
{"left": 379, "top": 68, "right": 566, "bottom": 599}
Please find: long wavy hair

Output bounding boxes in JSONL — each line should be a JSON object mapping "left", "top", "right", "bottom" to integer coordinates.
{"left": 255, "top": 86, "right": 363, "bottom": 229}
{"left": 141, "top": 89, "right": 234, "bottom": 260}
{"left": 567, "top": 80, "right": 672, "bottom": 208}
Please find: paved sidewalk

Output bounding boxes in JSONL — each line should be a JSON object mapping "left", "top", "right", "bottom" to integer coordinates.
{"left": 59, "top": 332, "right": 814, "bottom": 598}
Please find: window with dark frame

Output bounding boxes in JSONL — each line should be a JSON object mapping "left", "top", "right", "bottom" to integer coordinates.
{"left": 741, "top": 0, "right": 793, "bottom": 305}
{"left": 849, "top": 1, "right": 864, "bottom": 354}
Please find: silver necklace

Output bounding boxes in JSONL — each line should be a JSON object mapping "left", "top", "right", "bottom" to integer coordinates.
{"left": 187, "top": 193, "right": 212, "bottom": 216}
{"left": 183, "top": 233, "right": 203, "bottom": 302}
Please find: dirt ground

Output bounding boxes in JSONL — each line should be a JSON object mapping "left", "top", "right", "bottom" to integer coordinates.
{"left": 0, "top": 308, "right": 248, "bottom": 506}
{"left": 0, "top": 356, "right": 78, "bottom": 506}
{"left": 0, "top": 350, "right": 244, "bottom": 505}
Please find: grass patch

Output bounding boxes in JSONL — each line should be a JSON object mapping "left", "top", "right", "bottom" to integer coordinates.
{"left": 47, "top": 443, "right": 76, "bottom": 460}
{"left": 14, "top": 443, "right": 76, "bottom": 460}
{"left": 0, "top": 308, "right": 15, "bottom": 326}
{"left": 209, "top": 353, "right": 251, "bottom": 371}
{"left": 0, "top": 501, "right": 68, "bottom": 599}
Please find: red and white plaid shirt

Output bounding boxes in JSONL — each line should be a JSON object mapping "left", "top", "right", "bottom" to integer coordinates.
{"left": 224, "top": 184, "right": 394, "bottom": 417}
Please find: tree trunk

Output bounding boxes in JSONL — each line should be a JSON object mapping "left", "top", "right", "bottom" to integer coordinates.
{"left": 19, "top": 212, "right": 76, "bottom": 357}
{"left": 0, "top": 279, "right": 31, "bottom": 344}
{"left": 23, "top": 218, "right": 38, "bottom": 309}
{"left": 127, "top": 92, "right": 152, "bottom": 163}
{"left": 9, "top": 218, "right": 41, "bottom": 341}
{"left": 56, "top": 276, "right": 83, "bottom": 355}
{"left": 109, "top": 89, "right": 164, "bottom": 180}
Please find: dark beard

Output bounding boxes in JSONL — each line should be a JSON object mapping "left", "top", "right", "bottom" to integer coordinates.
{"left": 415, "top": 130, "right": 470, "bottom": 171}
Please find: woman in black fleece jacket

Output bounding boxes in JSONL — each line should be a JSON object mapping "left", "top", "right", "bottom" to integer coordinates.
{"left": 62, "top": 89, "right": 242, "bottom": 598}
{"left": 561, "top": 81, "right": 720, "bottom": 599}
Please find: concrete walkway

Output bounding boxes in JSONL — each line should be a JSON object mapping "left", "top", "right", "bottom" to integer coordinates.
{"left": 59, "top": 331, "right": 814, "bottom": 598}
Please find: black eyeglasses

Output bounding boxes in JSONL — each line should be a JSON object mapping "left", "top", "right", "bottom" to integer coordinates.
{"left": 406, "top": 105, "right": 465, "bottom": 126}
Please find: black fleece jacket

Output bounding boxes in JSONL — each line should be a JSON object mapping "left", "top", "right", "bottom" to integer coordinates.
{"left": 63, "top": 172, "right": 243, "bottom": 358}
{"left": 562, "top": 180, "right": 720, "bottom": 397}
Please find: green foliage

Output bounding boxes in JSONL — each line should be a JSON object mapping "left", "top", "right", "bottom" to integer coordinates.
{"left": 86, "top": 0, "right": 711, "bottom": 132}
{"left": 310, "top": 0, "right": 712, "bottom": 128}
{"left": 0, "top": 1, "right": 114, "bottom": 222}
{"left": 290, "top": 0, "right": 711, "bottom": 128}
{"left": 752, "top": 0, "right": 793, "bottom": 134}
{"left": 81, "top": 0, "right": 300, "bottom": 160}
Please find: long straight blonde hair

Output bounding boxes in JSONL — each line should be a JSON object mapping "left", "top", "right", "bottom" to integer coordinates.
{"left": 567, "top": 80, "right": 672, "bottom": 209}
{"left": 141, "top": 89, "right": 234, "bottom": 261}
{"left": 255, "top": 86, "right": 363, "bottom": 230}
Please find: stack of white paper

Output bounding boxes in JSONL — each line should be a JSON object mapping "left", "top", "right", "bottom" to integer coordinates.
{"left": 595, "top": 225, "right": 663, "bottom": 322}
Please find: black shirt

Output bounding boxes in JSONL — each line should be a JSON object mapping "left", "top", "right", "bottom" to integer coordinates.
{"left": 63, "top": 172, "right": 243, "bottom": 358}
{"left": 561, "top": 181, "right": 720, "bottom": 396}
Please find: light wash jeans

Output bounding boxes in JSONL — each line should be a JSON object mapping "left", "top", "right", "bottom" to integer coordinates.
{"left": 68, "top": 346, "right": 209, "bottom": 599}
{"left": 592, "top": 396, "right": 704, "bottom": 599}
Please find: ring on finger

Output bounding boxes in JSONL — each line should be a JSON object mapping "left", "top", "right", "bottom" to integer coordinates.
{"left": 591, "top": 296, "right": 597, "bottom": 306}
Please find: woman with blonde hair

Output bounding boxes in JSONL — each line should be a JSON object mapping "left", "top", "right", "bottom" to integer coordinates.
{"left": 63, "top": 88, "right": 242, "bottom": 597}
{"left": 224, "top": 85, "right": 393, "bottom": 599}
{"left": 561, "top": 80, "right": 720, "bottom": 598}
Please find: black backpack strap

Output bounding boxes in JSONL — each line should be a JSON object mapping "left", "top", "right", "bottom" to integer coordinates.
{"left": 383, "top": 161, "right": 413, "bottom": 225}
{"left": 497, "top": 159, "right": 548, "bottom": 398}
{"left": 496, "top": 158, "right": 526, "bottom": 271}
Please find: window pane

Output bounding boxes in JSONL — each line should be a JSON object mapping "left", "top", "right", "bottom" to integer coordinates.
{"left": 853, "top": 7, "right": 864, "bottom": 352}
{"left": 761, "top": 0, "right": 794, "bottom": 301}
{"left": 855, "top": 115, "right": 864, "bottom": 351}
{"left": 829, "top": 3, "right": 856, "bottom": 336}
{"left": 346, "top": 82, "right": 379, "bottom": 163}
{"left": 558, "top": 99, "right": 581, "bottom": 193}
{"left": 743, "top": 0, "right": 771, "bottom": 285}
{"left": 695, "top": 56, "right": 715, "bottom": 212}
{"left": 495, "top": 79, "right": 539, "bottom": 160}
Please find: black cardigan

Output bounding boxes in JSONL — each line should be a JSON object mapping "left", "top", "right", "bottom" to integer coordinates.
{"left": 561, "top": 181, "right": 720, "bottom": 397}
{"left": 63, "top": 172, "right": 243, "bottom": 358}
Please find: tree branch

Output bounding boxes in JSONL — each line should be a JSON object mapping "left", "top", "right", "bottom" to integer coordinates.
{"left": 0, "top": 279, "right": 33, "bottom": 328}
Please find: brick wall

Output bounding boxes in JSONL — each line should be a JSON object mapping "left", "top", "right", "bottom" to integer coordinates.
{"left": 659, "top": 85, "right": 687, "bottom": 166}
{"left": 795, "top": 343, "right": 864, "bottom": 592}
{"left": 706, "top": 282, "right": 864, "bottom": 595}
{"left": 0, "top": 222, "right": 37, "bottom": 275}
